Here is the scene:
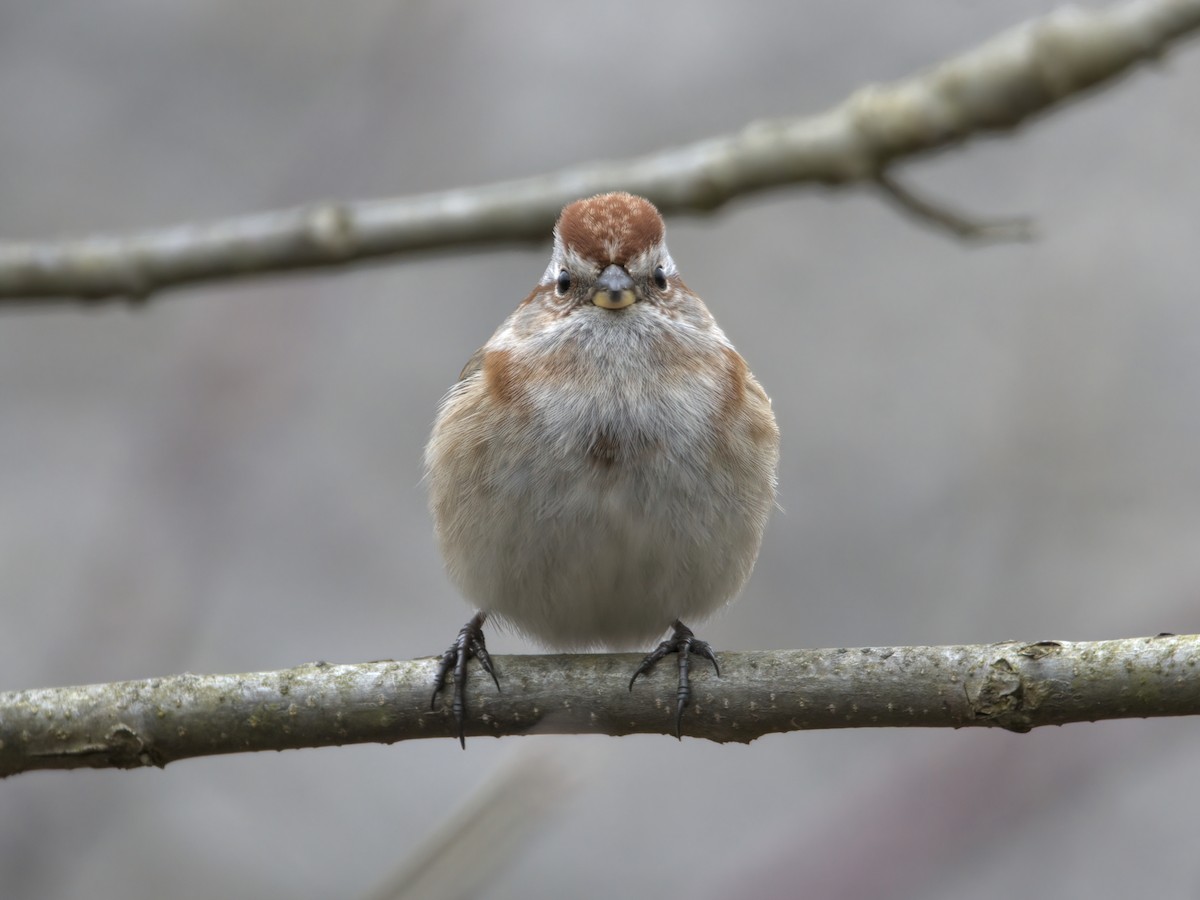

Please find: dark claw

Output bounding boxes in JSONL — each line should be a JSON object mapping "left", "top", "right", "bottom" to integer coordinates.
{"left": 430, "top": 611, "right": 500, "bottom": 748}
{"left": 628, "top": 619, "right": 720, "bottom": 739}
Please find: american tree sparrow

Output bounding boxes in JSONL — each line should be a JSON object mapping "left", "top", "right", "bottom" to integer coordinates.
{"left": 427, "top": 192, "right": 779, "bottom": 744}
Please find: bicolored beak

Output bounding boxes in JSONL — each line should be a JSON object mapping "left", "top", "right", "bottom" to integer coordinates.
{"left": 592, "top": 264, "right": 636, "bottom": 310}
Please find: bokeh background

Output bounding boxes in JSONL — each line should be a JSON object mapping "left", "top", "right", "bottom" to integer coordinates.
{"left": 3, "top": 1, "right": 1200, "bottom": 897}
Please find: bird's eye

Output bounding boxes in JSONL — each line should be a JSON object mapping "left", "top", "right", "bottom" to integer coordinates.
{"left": 556, "top": 269, "right": 572, "bottom": 296}
{"left": 653, "top": 266, "right": 668, "bottom": 290}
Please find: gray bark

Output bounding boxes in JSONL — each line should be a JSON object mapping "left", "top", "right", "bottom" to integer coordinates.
{"left": 0, "top": 0, "right": 1197, "bottom": 303}
{"left": 1, "top": 634, "right": 1196, "bottom": 777}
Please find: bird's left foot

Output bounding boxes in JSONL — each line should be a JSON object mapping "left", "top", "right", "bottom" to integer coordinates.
{"left": 628, "top": 619, "right": 720, "bottom": 738}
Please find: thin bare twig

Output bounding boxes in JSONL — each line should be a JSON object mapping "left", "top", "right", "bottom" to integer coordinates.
{"left": 0, "top": 0, "right": 1197, "bottom": 304}
{"left": 364, "top": 747, "right": 584, "bottom": 900}
{"left": 1, "top": 634, "right": 1196, "bottom": 777}
{"left": 874, "top": 172, "right": 1036, "bottom": 241}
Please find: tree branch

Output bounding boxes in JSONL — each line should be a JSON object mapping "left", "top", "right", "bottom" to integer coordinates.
{"left": 1, "top": 0, "right": 1197, "bottom": 305}
{"left": 1, "top": 634, "right": 1195, "bottom": 776}
{"left": 874, "top": 172, "right": 1037, "bottom": 242}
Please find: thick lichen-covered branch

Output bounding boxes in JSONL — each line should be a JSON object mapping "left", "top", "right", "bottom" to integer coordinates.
{"left": 0, "top": 634, "right": 1196, "bottom": 777}
{"left": 0, "top": 0, "right": 1197, "bottom": 304}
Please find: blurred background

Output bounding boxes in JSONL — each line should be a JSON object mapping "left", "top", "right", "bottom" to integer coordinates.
{"left": 2, "top": 1, "right": 1199, "bottom": 897}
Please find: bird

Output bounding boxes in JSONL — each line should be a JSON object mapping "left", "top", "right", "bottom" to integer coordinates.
{"left": 425, "top": 192, "right": 779, "bottom": 745}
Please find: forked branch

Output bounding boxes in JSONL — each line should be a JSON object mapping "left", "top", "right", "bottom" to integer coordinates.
{"left": 0, "top": 0, "right": 1197, "bottom": 304}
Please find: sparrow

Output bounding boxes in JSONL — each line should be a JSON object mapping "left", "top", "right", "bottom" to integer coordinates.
{"left": 426, "top": 192, "right": 779, "bottom": 744}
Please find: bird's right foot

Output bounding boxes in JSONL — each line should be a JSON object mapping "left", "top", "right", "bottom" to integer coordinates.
{"left": 430, "top": 611, "right": 500, "bottom": 748}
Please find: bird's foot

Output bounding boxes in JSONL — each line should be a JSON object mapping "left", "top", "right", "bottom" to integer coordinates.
{"left": 628, "top": 619, "right": 720, "bottom": 739}
{"left": 430, "top": 611, "right": 500, "bottom": 748}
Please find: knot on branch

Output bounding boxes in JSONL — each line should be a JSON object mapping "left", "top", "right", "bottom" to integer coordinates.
{"left": 105, "top": 723, "right": 164, "bottom": 770}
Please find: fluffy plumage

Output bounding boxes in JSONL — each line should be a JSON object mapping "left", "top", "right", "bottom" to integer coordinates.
{"left": 426, "top": 192, "right": 779, "bottom": 649}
